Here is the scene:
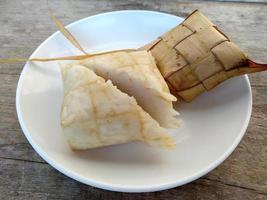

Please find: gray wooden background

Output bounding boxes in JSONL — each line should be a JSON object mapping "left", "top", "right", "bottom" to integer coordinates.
{"left": 0, "top": 0, "right": 266, "bottom": 199}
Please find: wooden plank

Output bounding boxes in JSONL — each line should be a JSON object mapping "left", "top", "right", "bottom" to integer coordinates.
{"left": 0, "top": 0, "right": 266, "bottom": 199}
{"left": 0, "top": 74, "right": 27, "bottom": 144}
{"left": 0, "top": 73, "right": 45, "bottom": 163}
{"left": 0, "top": 158, "right": 266, "bottom": 200}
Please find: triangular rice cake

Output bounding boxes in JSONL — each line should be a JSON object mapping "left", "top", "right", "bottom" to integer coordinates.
{"left": 60, "top": 64, "right": 175, "bottom": 150}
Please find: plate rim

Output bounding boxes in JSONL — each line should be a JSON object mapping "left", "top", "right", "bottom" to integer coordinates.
{"left": 16, "top": 10, "right": 252, "bottom": 193}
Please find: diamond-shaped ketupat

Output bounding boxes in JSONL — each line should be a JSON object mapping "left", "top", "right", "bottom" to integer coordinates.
{"left": 60, "top": 64, "right": 175, "bottom": 150}
{"left": 142, "top": 10, "right": 267, "bottom": 102}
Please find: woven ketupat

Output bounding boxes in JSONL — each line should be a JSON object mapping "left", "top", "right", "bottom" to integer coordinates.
{"left": 144, "top": 10, "right": 266, "bottom": 102}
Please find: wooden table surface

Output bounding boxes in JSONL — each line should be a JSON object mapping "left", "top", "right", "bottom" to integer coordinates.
{"left": 0, "top": 0, "right": 266, "bottom": 199}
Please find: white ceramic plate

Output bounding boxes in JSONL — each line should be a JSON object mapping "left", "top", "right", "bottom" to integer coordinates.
{"left": 16, "top": 10, "right": 252, "bottom": 192}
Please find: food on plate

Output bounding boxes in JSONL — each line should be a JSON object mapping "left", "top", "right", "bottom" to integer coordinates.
{"left": 2, "top": 9, "right": 266, "bottom": 150}
{"left": 60, "top": 64, "right": 175, "bottom": 150}
{"left": 75, "top": 50, "right": 180, "bottom": 128}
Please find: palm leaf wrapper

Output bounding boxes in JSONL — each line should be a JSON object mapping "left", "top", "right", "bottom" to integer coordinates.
{"left": 140, "top": 10, "right": 267, "bottom": 102}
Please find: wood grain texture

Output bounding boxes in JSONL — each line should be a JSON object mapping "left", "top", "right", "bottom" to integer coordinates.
{"left": 0, "top": 0, "right": 266, "bottom": 199}
{"left": 1, "top": 158, "right": 266, "bottom": 200}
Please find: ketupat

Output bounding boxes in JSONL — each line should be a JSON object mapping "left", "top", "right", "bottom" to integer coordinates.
{"left": 60, "top": 64, "right": 175, "bottom": 149}
{"left": 142, "top": 10, "right": 267, "bottom": 102}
